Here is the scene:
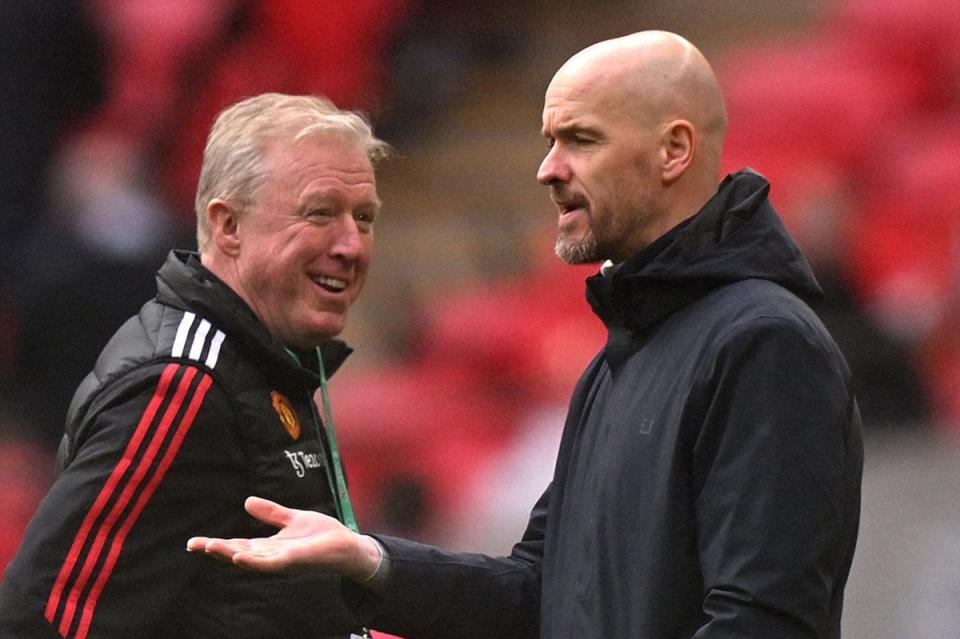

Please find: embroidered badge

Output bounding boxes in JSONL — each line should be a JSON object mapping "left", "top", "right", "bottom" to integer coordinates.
{"left": 271, "top": 391, "right": 300, "bottom": 440}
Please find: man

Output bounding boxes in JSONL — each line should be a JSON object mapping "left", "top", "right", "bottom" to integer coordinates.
{"left": 0, "top": 93, "right": 388, "bottom": 638}
{"left": 189, "top": 32, "right": 863, "bottom": 638}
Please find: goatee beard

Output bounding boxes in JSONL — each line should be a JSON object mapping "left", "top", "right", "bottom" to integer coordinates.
{"left": 555, "top": 234, "right": 601, "bottom": 264}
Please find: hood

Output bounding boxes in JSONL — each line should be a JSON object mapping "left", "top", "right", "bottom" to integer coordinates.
{"left": 586, "top": 169, "right": 822, "bottom": 335}
{"left": 155, "top": 250, "right": 351, "bottom": 389}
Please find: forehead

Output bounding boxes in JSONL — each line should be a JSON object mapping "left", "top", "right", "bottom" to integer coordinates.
{"left": 264, "top": 134, "right": 377, "bottom": 192}
{"left": 541, "top": 66, "right": 631, "bottom": 131}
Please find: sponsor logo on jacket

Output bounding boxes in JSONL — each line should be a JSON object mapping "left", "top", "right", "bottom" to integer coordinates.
{"left": 284, "top": 449, "right": 324, "bottom": 478}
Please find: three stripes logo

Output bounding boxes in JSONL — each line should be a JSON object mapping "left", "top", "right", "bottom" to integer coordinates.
{"left": 43, "top": 312, "right": 224, "bottom": 639}
{"left": 171, "top": 311, "right": 225, "bottom": 368}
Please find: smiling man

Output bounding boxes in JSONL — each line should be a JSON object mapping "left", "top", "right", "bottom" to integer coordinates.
{"left": 0, "top": 94, "right": 388, "bottom": 638}
{"left": 188, "top": 32, "right": 863, "bottom": 639}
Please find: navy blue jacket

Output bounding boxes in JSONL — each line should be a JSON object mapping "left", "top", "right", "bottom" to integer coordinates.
{"left": 353, "top": 170, "right": 863, "bottom": 638}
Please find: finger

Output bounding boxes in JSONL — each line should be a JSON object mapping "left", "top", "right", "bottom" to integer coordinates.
{"left": 186, "top": 536, "right": 211, "bottom": 552}
{"left": 244, "top": 496, "right": 295, "bottom": 528}
{"left": 203, "top": 538, "right": 255, "bottom": 559}
{"left": 186, "top": 536, "right": 246, "bottom": 554}
{"left": 187, "top": 538, "right": 247, "bottom": 565}
{"left": 231, "top": 551, "right": 294, "bottom": 574}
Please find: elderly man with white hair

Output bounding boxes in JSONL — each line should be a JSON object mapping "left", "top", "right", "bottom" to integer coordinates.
{"left": 0, "top": 93, "right": 388, "bottom": 639}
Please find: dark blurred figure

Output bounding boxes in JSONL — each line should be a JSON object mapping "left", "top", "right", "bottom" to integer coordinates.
{"left": 0, "top": 0, "right": 106, "bottom": 277}
{"left": 0, "top": 2, "right": 107, "bottom": 444}
{"left": 6, "top": 133, "right": 174, "bottom": 446}
{"left": 0, "top": 0, "right": 108, "bottom": 581}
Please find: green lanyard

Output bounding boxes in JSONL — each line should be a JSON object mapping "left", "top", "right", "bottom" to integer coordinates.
{"left": 296, "top": 348, "right": 370, "bottom": 639}
{"left": 314, "top": 346, "right": 359, "bottom": 533}
{"left": 285, "top": 346, "right": 359, "bottom": 533}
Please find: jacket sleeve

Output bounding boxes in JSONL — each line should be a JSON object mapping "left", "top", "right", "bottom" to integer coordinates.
{"left": 345, "top": 484, "right": 549, "bottom": 639}
{"left": 0, "top": 361, "right": 243, "bottom": 639}
{"left": 691, "top": 317, "right": 862, "bottom": 638}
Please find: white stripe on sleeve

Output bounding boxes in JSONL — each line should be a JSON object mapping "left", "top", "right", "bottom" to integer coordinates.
{"left": 172, "top": 312, "right": 196, "bottom": 358}
{"left": 189, "top": 320, "right": 212, "bottom": 361}
{"left": 205, "top": 330, "right": 226, "bottom": 369}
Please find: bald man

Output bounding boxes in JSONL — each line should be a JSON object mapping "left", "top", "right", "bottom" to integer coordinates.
{"left": 190, "top": 32, "right": 863, "bottom": 639}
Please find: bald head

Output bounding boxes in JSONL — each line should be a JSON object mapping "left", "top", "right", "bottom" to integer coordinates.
{"left": 555, "top": 31, "right": 727, "bottom": 170}
{"left": 539, "top": 31, "right": 729, "bottom": 262}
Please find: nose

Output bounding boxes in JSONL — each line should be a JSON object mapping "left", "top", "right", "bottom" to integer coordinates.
{"left": 329, "top": 216, "right": 368, "bottom": 262}
{"left": 537, "top": 144, "right": 569, "bottom": 185}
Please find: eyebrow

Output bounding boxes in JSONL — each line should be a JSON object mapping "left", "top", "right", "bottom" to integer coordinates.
{"left": 300, "top": 186, "right": 381, "bottom": 208}
{"left": 543, "top": 122, "right": 602, "bottom": 139}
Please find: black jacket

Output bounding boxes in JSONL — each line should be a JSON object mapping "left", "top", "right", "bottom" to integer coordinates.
{"left": 0, "top": 251, "right": 362, "bottom": 638}
{"left": 353, "top": 170, "right": 863, "bottom": 638}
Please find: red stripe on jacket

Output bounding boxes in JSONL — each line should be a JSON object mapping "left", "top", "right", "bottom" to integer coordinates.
{"left": 44, "top": 364, "right": 179, "bottom": 623}
{"left": 75, "top": 373, "right": 213, "bottom": 639}
{"left": 45, "top": 365, "right": 212, "bottom": 638}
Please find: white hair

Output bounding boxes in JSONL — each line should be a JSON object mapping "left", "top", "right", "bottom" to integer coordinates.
{"left": 194, "top": 93, "right": 390, "bottom": 252}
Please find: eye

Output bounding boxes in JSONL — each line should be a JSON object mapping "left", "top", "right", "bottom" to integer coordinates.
{"left": 354, "top": 210, "right": 376, "bottom": 232}
{"left": 306, "top": 208, "right": 333, "bottom": 221}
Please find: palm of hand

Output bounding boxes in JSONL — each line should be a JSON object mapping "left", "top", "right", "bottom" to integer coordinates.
{"left": 188, "top": 496, "right": 353, "bottom": 574}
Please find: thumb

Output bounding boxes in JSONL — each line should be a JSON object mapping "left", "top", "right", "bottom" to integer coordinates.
{"left": 244, "top": 496, "right": 294, "bottom": 528}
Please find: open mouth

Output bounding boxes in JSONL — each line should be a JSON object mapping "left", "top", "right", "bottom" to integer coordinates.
{"left": 558, "top": 201, "right": 587, "bottom": 224}
{"left": 312, "top": 275, "right": 348, "bottom": 293}
{"left": 557, "top": 198, "right": 587, "bottom": 215}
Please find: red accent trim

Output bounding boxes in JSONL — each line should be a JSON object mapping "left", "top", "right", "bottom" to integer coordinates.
{"left": 57, "top": 367, "right": 198, "bottom": 637}
{"left": 74, "top": 373, "right": 213, "bottom": 639}
{"left": 44, "top": 364, "right": 179, "bottom": 626}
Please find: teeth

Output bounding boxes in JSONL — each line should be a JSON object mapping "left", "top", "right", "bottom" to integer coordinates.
{"left": 314, "top": 275, "right": 347, "bottom": 291}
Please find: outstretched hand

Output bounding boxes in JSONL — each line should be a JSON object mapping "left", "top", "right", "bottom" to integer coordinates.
{"left": 187, "top": 496, "right": 381, "bottom": 582}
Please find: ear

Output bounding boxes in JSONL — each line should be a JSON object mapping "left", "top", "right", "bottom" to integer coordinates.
{"left": 660, "top": 120, "right": 696, "bottom": 184}
{"left": 206, "top": 198, "right": 242, "bottom": 257}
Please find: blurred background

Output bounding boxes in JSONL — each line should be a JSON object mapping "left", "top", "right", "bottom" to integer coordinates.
{"left": 1, "top": 1, "right": 959, "bottom": 636}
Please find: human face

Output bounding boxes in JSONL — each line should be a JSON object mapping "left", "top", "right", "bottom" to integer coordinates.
{"left": 537, "top": 71, "right": 661, "bottom": 264}
{"left": 231, "top": 134, "right": 378, "bottom": 349}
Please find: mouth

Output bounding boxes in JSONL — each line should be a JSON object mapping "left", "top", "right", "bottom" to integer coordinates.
{"left": 557, "top": 200, "right": 587, "bottom": 225}
{"left": 311, "top": 274, "right": 349, "bottom": 293}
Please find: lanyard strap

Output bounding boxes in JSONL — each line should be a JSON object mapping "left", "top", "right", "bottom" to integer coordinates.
{"left": 314, "top": 347, "right": 360, "bottom": 533}
{"left": 285, "top": 347, "right": 368, "bottom": 639}
{"left": 284, "top": 346, "right": 359, "bottom": 533}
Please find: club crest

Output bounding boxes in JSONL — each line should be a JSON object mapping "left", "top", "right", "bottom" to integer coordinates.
{"left": 271, "top": 391, "right": 300, "bottom": 440}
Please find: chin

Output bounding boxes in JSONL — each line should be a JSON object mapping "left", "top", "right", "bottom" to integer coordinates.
{"left": 312, "top": 327, "right": 344, "bottom": 344}
{"left": 555, "top": 235, "right": 601, "bottom": 264}
{"left": 286, "top": 322, "right": 345, "bottom": 350}
{"left": 315, "top": 318, "right": 347, "bottom": 340}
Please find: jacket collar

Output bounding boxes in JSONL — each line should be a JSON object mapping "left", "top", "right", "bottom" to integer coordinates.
{"left": 586, "top": 169, "right": 821, "bottom": 339}
{"left": 155, "top": 250, "right": 352, "bottom": 389}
